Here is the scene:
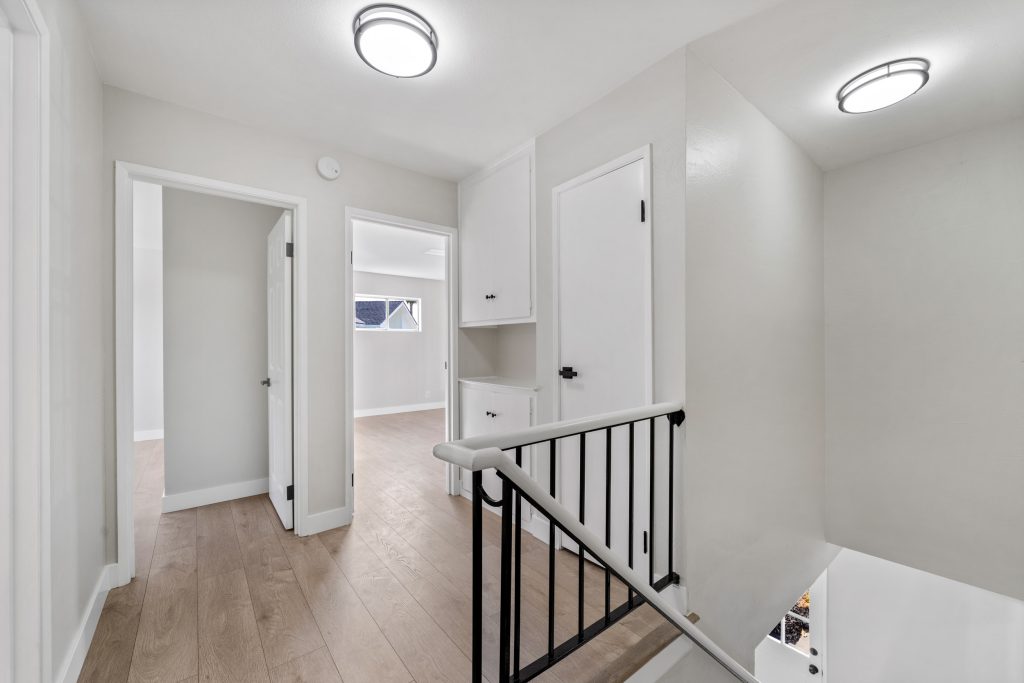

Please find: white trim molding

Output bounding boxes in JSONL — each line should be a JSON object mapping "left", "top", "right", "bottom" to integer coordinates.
{"left": 161, "top": 478, "right": 270, "bottom": 513}
{"left": 133, "top": 429, "right": 164, "bottom": 442}
{"left": 353, "top": 401, "right": 445, "bottom": 418}
{"left": 115, "top": 162, "right": 312, "bottom": 587}
{"left": 55, "top": 564, "right": 117, "bottom": 683}
{"left": 344, "top": 207, "right": 460, "bottom": 511}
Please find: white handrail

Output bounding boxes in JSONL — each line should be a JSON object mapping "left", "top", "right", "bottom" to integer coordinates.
{"left": 433, "top": 407, "right": 759, "bottom": 683}
{"left": 439, "top": 401, "right": 685, "bottom": 459}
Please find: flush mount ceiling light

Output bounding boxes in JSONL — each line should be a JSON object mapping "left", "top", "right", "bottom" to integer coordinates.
{"left": 837, "top": 58, "right": 930, "bottom": 114}
{"left": 353, "top": 4, "right": 438, "bottom": 78}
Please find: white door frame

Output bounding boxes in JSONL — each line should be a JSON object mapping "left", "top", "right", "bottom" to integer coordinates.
{"left": 344, "top": 207, "right": 460, "bottom": 506}
{"left": 114, "top": 162, "right": 311, "bottom": 584}
{"left": 2, "top": 0, "right": 49, "bottom": 679}
{"left": 550, "top": 145, "right": 653, "bottom": 544}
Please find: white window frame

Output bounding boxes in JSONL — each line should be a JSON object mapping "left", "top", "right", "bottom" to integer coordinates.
{"left": 354, "top": 293, "right": 422, "bottom": 332}
{"left": 767, "top": 592, "right": 812, "bottom": 656}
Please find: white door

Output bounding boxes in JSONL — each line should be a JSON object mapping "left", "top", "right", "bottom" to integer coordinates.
{"left": 755, "top": 574, "right": 828, "bottom": 682}
{"left": 556, "top": 155, "right": 651, "bottom": 572}
{"left": 266, "top": 212, "right": 293, "bottom": 528}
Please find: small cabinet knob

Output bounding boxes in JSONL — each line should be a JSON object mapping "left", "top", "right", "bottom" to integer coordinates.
{"left": 809, "top": 664, "right": 820, "bottom": 675}
{"left": 260, "top": 377, "right": 272, "bottom": 387}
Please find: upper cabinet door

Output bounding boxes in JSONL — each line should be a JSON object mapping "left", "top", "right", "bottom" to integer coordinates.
{"left": 459, "top": 146, "right": 534, "bottom": 326}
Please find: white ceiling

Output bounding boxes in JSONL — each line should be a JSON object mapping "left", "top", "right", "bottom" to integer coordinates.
{"left": 689, "top": 0, "right": 1024, "bottom": 171}
{"left": 77, "top": 0, "right": 783, "bottom": 180}
{"left": 353, "top": 219, "right": 445, "bottom": 281}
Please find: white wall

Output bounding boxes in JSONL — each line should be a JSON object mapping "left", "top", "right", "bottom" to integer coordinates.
{"left": 354, "top": 271, "right": 446, "bottom": 414}
{"left": 683, "top": 53, "right": 838, "bottom": 666}
{"left": 825, "top": 549, "right": 1024, "bottom": 683}
{"left": 824, "top": 118, "right": 1024, "bottom": 600}
{"left": 132, "top": 181, "right": 163, "bottom": 438}
{"left": 36, "top": 0, "right": 108, "bottom": 678}
{"left": 103, "top": 86, "right": 457, "bottom": 520}
{"left": 162, "top": 189, "right": 282, "bottom": 497}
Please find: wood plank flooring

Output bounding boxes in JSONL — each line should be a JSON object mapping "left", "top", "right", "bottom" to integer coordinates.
{"left": 79, "top": 409, "right": 676, "bottom": 682}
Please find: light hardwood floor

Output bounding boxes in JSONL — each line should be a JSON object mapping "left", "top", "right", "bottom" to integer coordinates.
{"left": 79, "top": 409, "right": 676, "bottom": 682}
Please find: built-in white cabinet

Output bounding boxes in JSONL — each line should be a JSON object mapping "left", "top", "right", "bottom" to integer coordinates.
{"left": 459, "top": 378, "right": 536, "bottom": 505}
{"left": 459, "top": 146, "right": 534, "bottom": 326}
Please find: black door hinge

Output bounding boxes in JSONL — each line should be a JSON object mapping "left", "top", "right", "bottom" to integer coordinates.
{"left": 640, "top": 199, "right": 646, "bottom": 223}
{"left": 286, "top": 484, "right": 294, "bottom": 500}
{"left": 351, "top": 474, "right": 354, "bottom": 488}
{"left": 643, "top": 530, "right": 648, "bottom": 554}
{"left": 286, "top": 242, "right": 294, "bottom": 257}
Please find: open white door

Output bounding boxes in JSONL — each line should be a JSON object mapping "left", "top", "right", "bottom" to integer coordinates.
{"left": 267, "top": 212, "right": 293, "bottom": 528}
{"left": 555, "top": 152, "right": 652, "bottom": 572}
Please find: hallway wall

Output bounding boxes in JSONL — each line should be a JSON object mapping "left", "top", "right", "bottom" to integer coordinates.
{"left": 684, "top": 53, "right": 837, "bottom": 665}
{"left": 825, "top": 117, "right": 1024, "bottom": 600}
{"left": 36, "top": 0, "right": 108, "bottom": 678}
{"left": 103, "top": 86, "right": 458, "bottom": 524}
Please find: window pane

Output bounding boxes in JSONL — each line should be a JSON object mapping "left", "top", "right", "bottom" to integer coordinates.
{"left": 768, "top": 622, "right": 781, "bottom": 642}
{"left": 785, "top": 613, "right": 810, "bottom": 653}
{"left": 355, "top": 299, "right": 387, "bottom": 328}
{"left": 387, "top": 300, "right": 419, "bottom": 330}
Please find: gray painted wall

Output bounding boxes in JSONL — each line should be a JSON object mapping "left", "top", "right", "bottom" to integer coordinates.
{"left": 353, "top": 271, "right": 447, "bottom": 412}
{"left": 684, "top": 53, "right": 837, "bottom": 665}
{"left": 162, "top": 189, "right": 283, "bottom": 496}
{"left": 825, "top": 117, "right": 1024, "bottom": 600}
{"left": 39, "top": 0, "right": 107, "bottom": 675}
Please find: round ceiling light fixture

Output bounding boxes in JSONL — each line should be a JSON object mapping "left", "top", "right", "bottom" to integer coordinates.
{"left": 353, "top": 4, "right": 437, "bottom": 78}
{"left": 837, "top": 58, "right": 930, "bottom": 114}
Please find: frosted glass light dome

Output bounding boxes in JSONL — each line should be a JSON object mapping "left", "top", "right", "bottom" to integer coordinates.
{"left": 838, "top": 59, "right": 930, "bottom": 114}
{"left": 353, "top": 4, "right": 438, "bottom": 78}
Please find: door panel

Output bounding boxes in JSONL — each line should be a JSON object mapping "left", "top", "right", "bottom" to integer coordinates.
{"left": 460, "top": 385, "right": 501, "bottom": 502}
{"left": 557, "top": 158, "right": 650, "bottom": 570}
{"left": 755, "top": 573, "right": 827, "bottom": 683}
{"left": 267, "top": 212, "right": 293, "bottom": 529}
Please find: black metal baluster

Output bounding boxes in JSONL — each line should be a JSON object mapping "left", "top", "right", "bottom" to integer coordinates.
{"left": 628, "top": 422, "right": 635, "bottom": 607}
{"left": 668, "top": 418, "right": 674, "bottom": 579}
{"left": 499, "top": 477, "right": 513, "bottom": 683}
{"left": 649, "top": 417, "right": 655, "bottom": 588}
{"left": 472, "top": 470, "right": 483, "bottom": 683}
{"left": 578, "top": 432, "right": 586, "bottom": 642}
{"left": 604, "top": 427, "right": 612, "bottom": 624}
{"left": 513, "top": 447, "right": 522, "bottom": 677}
{"left": 547, "top": 439, "right": 556, "bottom": 661}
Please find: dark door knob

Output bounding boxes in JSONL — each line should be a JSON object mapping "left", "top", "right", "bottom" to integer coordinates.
{"left": 261, "top": 378, "right": 271, "bottom": 387}
{"left": 558, "top": 366, "right": 578, "bottom": 379}
{"left": 809, "top": 664, "right": 820, "bottom": 675}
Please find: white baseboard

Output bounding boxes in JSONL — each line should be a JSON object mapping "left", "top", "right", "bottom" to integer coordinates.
{"left": 56, "top": 563, "right": 117, "bottom": 683}
{"left": 162, "top": 477, "right": 269, "bottom": 513}
{"left": 301, "top": 506, "right": 352, "bottom": 535}
{"left": 354, "top": 401, "right": 444, "bottom": 418}
{"left": 133, "top": 428, "right": 164, "bottom": 442}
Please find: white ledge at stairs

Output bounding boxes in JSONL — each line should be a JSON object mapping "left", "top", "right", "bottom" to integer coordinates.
{"left": 458, "top": 376, "right": 539, "bottom": 392}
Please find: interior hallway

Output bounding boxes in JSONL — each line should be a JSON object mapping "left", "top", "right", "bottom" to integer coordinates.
{"left": 79, "top": 409, "right": 675, "bottom": 682}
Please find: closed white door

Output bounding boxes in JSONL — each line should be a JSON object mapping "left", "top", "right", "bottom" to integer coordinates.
{"left": 266, "top": 212, "right": 293, "bottom": 529}
{"left": 556, "top": 156, "right": 651, "bottom": 572}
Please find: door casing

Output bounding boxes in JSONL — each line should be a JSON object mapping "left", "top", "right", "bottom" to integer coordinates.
{"left": 114, "top": 162, "right": 311, "bottom": 586}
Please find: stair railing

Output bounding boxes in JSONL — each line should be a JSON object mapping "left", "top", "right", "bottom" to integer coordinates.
{"left": 434, "top": 402, "right": 758, "bottom": 683}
